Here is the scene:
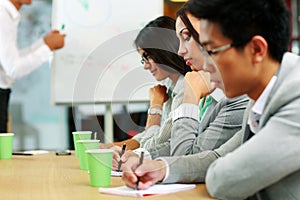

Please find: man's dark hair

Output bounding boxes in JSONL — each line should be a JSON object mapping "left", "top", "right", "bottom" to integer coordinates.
{"left": 185, "top": 0, "right": 290, "bottom": 61}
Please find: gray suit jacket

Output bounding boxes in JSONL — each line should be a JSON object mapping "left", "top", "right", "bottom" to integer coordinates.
{"left": 171, "top": 94, "right": 249, "bottom": 156}
{"left": 147, "top": 94, "right": 248, "bottom": 159}
{"left": 161, "top": 102, "right": 252, "bottom": 183}
{"left": 206, "top": 52, "right": 300, "bottom": 200}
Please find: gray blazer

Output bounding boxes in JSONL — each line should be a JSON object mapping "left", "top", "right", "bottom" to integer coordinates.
{"left": 161, "top": 102, "right": 252, "bottom": 183}
{"left": 171, "top": 94, "right": 249, "bottom": 156}
{"left": 206, "top": 52, "right": 300, "bottom": 200}
{"left": 147, "top": 94, "right": 248, "bottom": 159}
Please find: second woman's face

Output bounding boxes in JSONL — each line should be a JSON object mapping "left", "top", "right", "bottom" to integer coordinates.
{"left": 138, "top": 48, "right": 170, "bottom": 81}
{"left": 175, "top": 17, "right": 204, "bottom": 71}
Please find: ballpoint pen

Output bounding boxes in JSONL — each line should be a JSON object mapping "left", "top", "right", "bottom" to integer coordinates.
{"left": 12, "top": 152, "right": 33, "bottom": 156}
{"left": 117, "top": 143, "right": 126, "bottom": 172}
{"left": 135, "top": 151, "right": 144, "bottom": 190}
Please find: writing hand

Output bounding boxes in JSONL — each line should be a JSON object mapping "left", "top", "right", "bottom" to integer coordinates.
{"left": 122, "top": 156, "right": 166, "bottom": 190}
{"left": 112, "top": 148, "right": 134, "bottom": 171}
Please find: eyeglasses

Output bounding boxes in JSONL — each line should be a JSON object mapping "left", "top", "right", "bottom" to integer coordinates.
{"left": 140, "top": 52, "right": 151, "bottom": 64}
{"left": 198, "top": 43, "right": 235, "bottom": 68}
{"left": 198, "top": 39, "right": 249, "bottom": 71}
{"left": 205, "top": 43, "right": 233, "bottom": 55}
{"left": 198, "top": 44, "right": 221, "bottom": 70}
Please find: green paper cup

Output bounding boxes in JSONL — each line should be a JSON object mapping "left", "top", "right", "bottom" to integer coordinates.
{"left": 86, "top": 149, "right": 113, "bottom": 187}
{"left": 72, "top": 131, "right": 92, "bottom": 157}
{"left": 0, "top": 133, "right": 14, "bottom": 160}
{"left": 76, "top": 140, "right": 100, "bottom": 170}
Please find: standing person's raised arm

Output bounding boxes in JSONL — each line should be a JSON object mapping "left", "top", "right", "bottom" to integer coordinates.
{"left": 0, "top": 9, "right": 65, "bottom": 80}
{"left": 43, "top": 30, "right": 65, "bottom": 51}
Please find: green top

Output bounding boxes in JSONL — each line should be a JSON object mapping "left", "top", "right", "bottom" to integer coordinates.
{"left": 199, "top": 95, "right": 213, "bottom": 122}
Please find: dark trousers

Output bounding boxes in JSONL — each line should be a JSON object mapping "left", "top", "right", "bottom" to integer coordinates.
{"left": 0, "top": 88, "right": 11, "bottom": 133}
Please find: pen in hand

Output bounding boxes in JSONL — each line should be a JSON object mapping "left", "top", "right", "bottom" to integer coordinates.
{"left": 117, "top": 143, "right": 126, "bottom": 172}
{"left": 135, "top": 151, "right": 144, "bottom": 190}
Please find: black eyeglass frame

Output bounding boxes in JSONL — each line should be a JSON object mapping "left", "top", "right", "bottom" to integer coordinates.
{"left": 140, "top": 52, "right": 151, "bottom": 64}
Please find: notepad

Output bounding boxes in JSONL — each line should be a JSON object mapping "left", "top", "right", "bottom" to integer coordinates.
{"left": 24, "top": 150, "right": 49, "bottom": 154}
{"left": 111, "top": 170, "right": 123, "bottom": 177}
{"left": 13, "top": 150, "right": 49, "bottom": 155}
{"left": 99, "top": 183, "right": 196, "bottom": 198}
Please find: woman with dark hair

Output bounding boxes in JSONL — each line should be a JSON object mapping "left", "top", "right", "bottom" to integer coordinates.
{"left": 134, "top": 16, "right": 190, "bottom": 76}
{"left": 100, "top": 16, "right": 191, "bottom": 167}
{"left": 163, "top": 7, "right": 249, "bottom": 157}
{"left": 131, "top": 16, "right": 191, "bottom": 153}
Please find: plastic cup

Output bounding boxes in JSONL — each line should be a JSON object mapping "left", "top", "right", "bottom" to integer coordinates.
{"left": 86, "top": 149, "right": 113, "bottom": 187}
{"left": 0, "top": 133, "right": 14, "bottom": 160}
{"left": 76, "top": 140, "right": 100, "bottom": 170}
{"left": 72, "top": 131, "right": 92, "bottom": 157}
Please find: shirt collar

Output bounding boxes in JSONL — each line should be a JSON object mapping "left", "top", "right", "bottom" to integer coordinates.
{"left": 160, "top": 75, "right": 184, "bottom": 97}
{"left": 172, "top": 75, "right": 184, "bottom": 95}
{"left": 210, "top": 88, "right": 225, "bottom": 102}
{"left": 252, "top": 76, "right": 277, "bottom": 115}
{"left": 0, "top": 0, "right": 20, "bottom": 20}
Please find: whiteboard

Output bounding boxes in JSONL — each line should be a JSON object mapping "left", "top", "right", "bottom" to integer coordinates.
{"left": 51, "top": 0, "right": 163, "bottom": 105}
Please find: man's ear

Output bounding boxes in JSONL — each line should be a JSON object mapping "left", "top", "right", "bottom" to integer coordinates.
{"left": 249, "top": 35, "right": 268, "bottom": 64}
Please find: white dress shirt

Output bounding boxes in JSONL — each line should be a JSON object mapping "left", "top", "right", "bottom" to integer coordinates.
{"left": 0, "top": 0, "right": 52, "bottom": 89}
{"left": 248, "top": 76, "right": 277, "bottom": 133}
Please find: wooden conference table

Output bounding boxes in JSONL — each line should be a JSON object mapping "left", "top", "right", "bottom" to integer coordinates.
{"left": 0, "top": 152, "right": 215, "bottom": 200}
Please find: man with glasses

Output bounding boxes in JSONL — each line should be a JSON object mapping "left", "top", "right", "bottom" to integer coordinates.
{"left": 189, "top": 0, "right": 300, "bottom": 199}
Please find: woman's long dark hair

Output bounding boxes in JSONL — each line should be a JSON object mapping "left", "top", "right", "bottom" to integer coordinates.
{"left": 135, "top": 16, "right": 191, "bottom": 75}
{"left": 176, "top": 6, "right": 200, "bottom": 44}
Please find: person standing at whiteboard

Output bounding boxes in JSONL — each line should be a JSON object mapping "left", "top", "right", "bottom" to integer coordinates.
{"left": 99, "top": 16, "right": 191, "bottom": 154}
{"left": 0, "top": 0, "right": 65, "bottom": 132}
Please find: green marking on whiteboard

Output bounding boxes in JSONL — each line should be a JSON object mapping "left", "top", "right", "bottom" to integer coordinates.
{"left": 78, "top": 0, "right": 89, "bottom": 11}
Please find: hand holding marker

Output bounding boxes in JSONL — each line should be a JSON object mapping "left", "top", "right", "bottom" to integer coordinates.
{"left": 60, "top": 24, "right": 66, "bottom": 35}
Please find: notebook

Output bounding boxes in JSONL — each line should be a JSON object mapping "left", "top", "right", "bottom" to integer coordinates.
{"left": 99, "top": 183, "right": 196, "bottom": 197}
{"left": 13, "top": 150, "right": 49, "bottom": 155}
{"left": 111, "top": 170, "right": 123, "bottom": 177}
